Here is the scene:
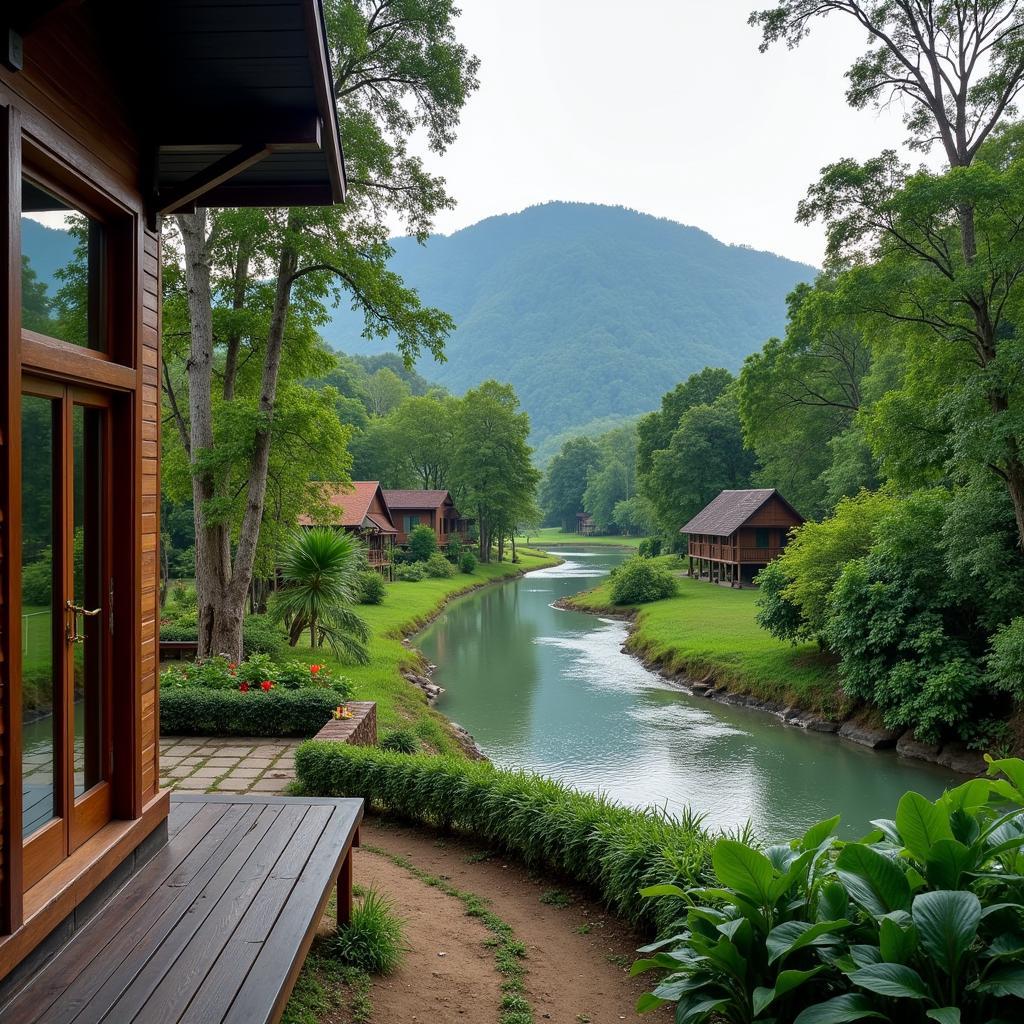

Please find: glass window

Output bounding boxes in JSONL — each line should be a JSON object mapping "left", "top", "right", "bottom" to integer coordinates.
{"left": 21, "top": 177, "right": 104, "bottom": 350}
{"left": 755, "top": 528, "right": 770, "bottom": 549}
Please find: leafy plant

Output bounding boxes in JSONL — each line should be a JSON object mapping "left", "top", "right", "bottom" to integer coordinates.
{"left": 273, "top": 528, "right": 369, "bottom": 662}
{"left": 356, "top": 569, "right": 387, "bottom": 606}
{"left": 160, "top": 687, "right": 351, "bottom": 737}
{"left": 425, "top": 551, "right": 457, "bottom": 579}
{"left": 635, "top": 762, "right": 1024, "bottom": 1024}
{"left": 379, "top": 729, "right": 419, "bottom": 754}
{"left": 330, "top": 888, "right": 407, "bottom": 976}
{"left": 407, "top": 524, "right": 438, "bottom": 562}
{"left": 610, "top": 556, "right": 678, "bottom": 605}
{"left": 459, "top": 550, "right": 477, "bottom": 574}
{"left": 395, "top": 561, "right": 428, "bottom": 582}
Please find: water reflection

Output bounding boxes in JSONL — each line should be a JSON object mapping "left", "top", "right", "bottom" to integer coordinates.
{"left": 418, "top": 550, "right": 956, "bottom": 841}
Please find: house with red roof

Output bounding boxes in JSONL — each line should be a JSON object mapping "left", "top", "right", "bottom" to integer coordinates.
{"left": 301, "top": 481, "right": 397, "bottom": 578}
{"left": 383, "top": 490, "right": 472, "bottom": 548}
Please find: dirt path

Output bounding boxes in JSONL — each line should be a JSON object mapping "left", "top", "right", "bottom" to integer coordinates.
{"left": 352, "top": 817, "right": 661, "bottom": 1024}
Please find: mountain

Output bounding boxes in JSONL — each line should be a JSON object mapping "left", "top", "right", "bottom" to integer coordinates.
{"left": 21, "top": 217, "right": 77, "bottom": 293}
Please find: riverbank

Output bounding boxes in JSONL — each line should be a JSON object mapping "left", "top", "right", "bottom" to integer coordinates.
{"left": 562, "top": 563, "right": 986, "bottom": 774}
{"left": 515, "top": 526, "right": 644, "bottom": 548}
{"left": 294, "top": 548, "right": 561, "bottom": 756}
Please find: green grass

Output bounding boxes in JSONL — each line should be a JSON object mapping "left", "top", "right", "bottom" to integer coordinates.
{"left": 289, "top": 548, "right": 561, "bottom": 755}
{"left": 565, "top": 565, "right": 845, "bottom": 718}
{"left": 513, "top": 526, "right": 644, "bottom": 548}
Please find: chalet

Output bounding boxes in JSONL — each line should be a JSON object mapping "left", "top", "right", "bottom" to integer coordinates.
{"left": 0, "top": 2, "right": 362, "bottom": 1017}
{"left": 575, "top": 512, "right": 596, "bottom": 536}
{"left": 681, "top": 489, "right": 804, "bottom": 587}
{"left": 384, "top": 489, "right": 472, "bottom": 548}
{"left": 301, "top": 481, "right": 397, "bottom": 579}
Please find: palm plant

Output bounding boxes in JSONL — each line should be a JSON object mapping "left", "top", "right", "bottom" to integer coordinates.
{"left": 273, "top": 528, "right": 370, "bottom": 662}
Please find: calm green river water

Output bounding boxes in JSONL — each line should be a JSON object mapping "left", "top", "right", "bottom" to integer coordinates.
{"left": 416, "top": 549, "right": 957, "bottom": 841}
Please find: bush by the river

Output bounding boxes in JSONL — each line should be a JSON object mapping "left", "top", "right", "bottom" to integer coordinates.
{"left": 161, "top": 687, "right": 351, "bottom": 738}
{"left": 407, "top": 524, "right": 438, "bottom": 562}
{"left": 425, "top": 551, "right": 457, "bottom": 579}
{"left": 356, "top": 569, "right": 387, "bottom": 605}
{"left": 459, "top": 550, "right": 477, "bottom": 574}
{"left": 609, "top": 556, "right": 678, "bottom": 605}
{"left": 294, "top": 742, "right": 713, "bottom": 933}
{"left": 636, "top": 756, "right": 1024, "bottom": 1024}
{"left": 394, "top": 561, "right": 428, "bottom": 582}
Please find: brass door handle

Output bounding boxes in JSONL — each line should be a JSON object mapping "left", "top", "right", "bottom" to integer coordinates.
{"left": 66, "top": 600, "right": 101, "bottom": 643}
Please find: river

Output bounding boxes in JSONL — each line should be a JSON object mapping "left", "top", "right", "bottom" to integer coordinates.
{"left": 416, "top": 548, "right": 957, "bottom": 842}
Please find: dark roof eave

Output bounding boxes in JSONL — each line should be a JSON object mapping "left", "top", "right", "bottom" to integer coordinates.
{"left": 302, "top": 0, "right": 346, "bottom": 203}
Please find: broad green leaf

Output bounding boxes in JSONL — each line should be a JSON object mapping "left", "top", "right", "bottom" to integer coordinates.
{"left": 767, "top": 919, "right": 850, "bottom": 964}
{"left": 635, "top": 992, "right": 668, "bottom": 1013}
{"left": 869, "top": 819, "right": 902, "bottom": 845}
{"left": 631, "top": 954, "right": 687, "bottom": 974}
{"left": 942, "top": 778, "right": 989, "bottom": 812}
{"left": 925, "top": 1010, "right": 960, "bottom": 1024}
{"left": 817, "top": 881, "right": 849, "bottom": 923}
{"left": 792, "top": 993, "right": 891, "bottom": 1024}
{"left": 849, "top": 962, "right": 930, "bottom": 999}
{"left": 836, "top": 844, "right": 911, "bottom": 915}
{"left": 651, "top": 972, "right": 717, "bottom": 1000}
{"left": 712, "top": 839, "right": 777, "bottom": 904}
{"left": 912, "top": 890, "right": 981, "bottom": 976}
{"left": 754, "top": 965, "right": 826, "bottom": 1013}
{"left": 985, "top": 755, "right": 1024, "bottom": 798}
{"left": 879, "top": 917, "right": 917, "bottom": 964}
{"left": 975, "top": 964, "right": 1024, "bottom": 997}
{"left": 849, "top": 945, "right": 883, "bottom": 968}
{"left": 673, "top": 993, "right": 729, "bottom": 1023}
{"left": 803, "top": 815, "right": 842, "bottom": 851}
{"left": 769, "top": 849, "right": 815, "bottom": 902}
{"left": 640, "top": 883, "right": 688, "bottom": 898}
{"left": 895, "top": 791, "right": 953, "bottom": 860}
{"left": 924, "top": 838, "right": 972, "bottom": 890}
{"left": 987, "top": 931, "right": 1024, "bottom": 958}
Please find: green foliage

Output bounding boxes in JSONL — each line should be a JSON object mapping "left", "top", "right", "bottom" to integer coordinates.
{"left": 541, "top": 437, "right": 602, "bottom": 530}
{"left": 989, "top": 618, "right": 1024, "bottom": 700}
{"left": 444, "top": 536, "right": 463, "bottom": 563}
{"left": 610, "top": 556, "right": 678, "bottom": 605}
{"left": 637, "top": 761, "right": 1024, "bottom": 1023}
{"left": 407, "top": 524, "right": 438, "bottom": 562}
{"left": 355, "top": 570, "right": 386, "bottom": 606}
{"left": 330, "top": 888, "right": 407, "bottom": 976}
{"left": 294, "top": 742, "right": 714, "bottom": 933}
{"left": 161, "top": 654, "right": 353, "bottom": 697}
{"left": 424, "top": 551, "right": 456, "bottom": 579}
{"left": 394, "top": 561, "right": 428, "bottom": 582}
{"left": 160, "top": 687, "right": 351, "bottom": 737}
{"left": 459, "top": 550, "right": 478, "bottom": 574}
{"left": 240, "top": 613, "right": 287, "bottom": 656}
{"left": 273, "top": 528, "right": 369, "bottom": 661}
{"left": 379, "top": 729, "right": 419, "bottom": 754}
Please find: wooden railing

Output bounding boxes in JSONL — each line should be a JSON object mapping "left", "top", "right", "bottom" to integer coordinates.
{"left": 689, "top": 542, "right": 782, "bottom": 563}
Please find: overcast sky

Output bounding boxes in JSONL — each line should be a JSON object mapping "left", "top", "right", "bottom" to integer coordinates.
{"left": 419, "top": 0, "right": 913, "bottom": 268}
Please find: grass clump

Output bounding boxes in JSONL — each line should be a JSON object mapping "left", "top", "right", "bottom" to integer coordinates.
{"left": 379, "top": 728, "right": 419, "bottom": 754}
{"left": 282, "top": 948, "right": 372, "bottom": 1024}
{"left": 330, "top": 888, "right": 407, "bottom": 976}
{"left": 295, "top": 742, "right": 713, "bottom": 934}
{"left": 539, "top": 888, "right": 572, "bottom": 907}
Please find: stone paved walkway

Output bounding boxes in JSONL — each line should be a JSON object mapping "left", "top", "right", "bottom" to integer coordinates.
{"left": 158, "top": 737, "right": 301, "bottom": 794}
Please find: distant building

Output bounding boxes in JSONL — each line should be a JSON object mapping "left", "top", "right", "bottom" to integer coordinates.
{"left": 383, "top": 490, "right": 472, "bottom": 548}
{"left": 302, "top": 481, "right": 397, "bottom": 578}
{"left": 681, "top": 488, "right": 804, "bottom": 587}
{"left": 575, "top": 512, "right": 596, "bottom": 536}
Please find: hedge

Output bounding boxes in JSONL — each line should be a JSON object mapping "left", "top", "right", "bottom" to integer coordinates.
{"left": 294, "top": 742, "right": 713, "bottom": 933}
{"left": 158, "top": 613, "right": 286, "bottom": 656}
{"left": 161, "top": 688, "right": 349, "bottom": 737}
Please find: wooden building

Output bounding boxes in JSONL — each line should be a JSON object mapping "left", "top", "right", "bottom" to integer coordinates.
{"left": 575, "top": 512, "right": 596, "bottom": 536}
{"left": 0, "top": 0, "right": 351, "bottom": 1003}
{"left": 681, "top": 489, "right": 804, "bottom": 587}
{"left": 301, "top": 481, "right": 397, "bottom": 579}
{"left": 383, "top": 489, "right": 472, "bottom": 548}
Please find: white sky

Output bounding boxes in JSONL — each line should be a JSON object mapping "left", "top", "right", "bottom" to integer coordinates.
{"left": 419, "top": 0, "right": 914, "bottom": 267}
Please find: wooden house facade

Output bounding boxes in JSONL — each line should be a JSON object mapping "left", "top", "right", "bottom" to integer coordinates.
{"left": 383, "top": 489, "right": 472, "bottom": 548}
{"left": 0, "top": 0, "right": 345, "bottom": 993}
{"left": 681, "top": 489, "right": 804, "bottom": 587}
{"left": 575, "top": 512, "right": 596, "bottom": 536}
{"left": 301, "top": 481, "right": 397, "bottom": 579}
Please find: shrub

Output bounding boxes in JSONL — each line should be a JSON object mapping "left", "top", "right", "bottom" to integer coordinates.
{"left": 459, "top": 550, "right": 477, "bottom": 574}
{"left": 165, "top": 581, "right": 198, "bottom": 615}
{"left": 160, "top": 687, "right": 350, "bottom": 737}
{"left": 424, "top": 551, "right": 456, "bottom": 578}
{"left": 637, "top": 539, "right": 651, "bottom": 558}
{"left": 407, "top": 524, "right": 438, "bottom": 562}
{"left": 379, "top": 729, "right": 419, "bottom": 754}
{"left": 635, "top": 759, "right": 1024, "bottom": 1024}
{"left": 159, "top": 621, "right": 200, "bottom": 643}
{"left": 330, "top": 888, "right": 406, "bottom": 975}
{"left": 294, "top": 743, "right": 713, "bottom": 933}
{"left": 989, "top": 616, "right": 1024, "bottom": 699}
{"left": 444, "top": 537, "right": 463, "bottom": 564}
{"left": 395, "top": 562, "right": 428, "bottom": 582}
{"left": 609, "top": 557, "right": 677, "bottom": 605}
{"left": 242, "top": 614, "right": 286, "bottom": 656}
{"left": 356, "top": 569, "right": 387, "bottom": 605}
{"left": 161, "top": 655, "right": 353, "bottom": 699}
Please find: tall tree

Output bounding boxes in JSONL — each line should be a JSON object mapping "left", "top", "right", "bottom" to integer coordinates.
{"left": 751, "top": 1, "right": 1024, "bottom": 544}
{"left": 387, "top": 394, "right": 456, "bottom": 487}
{"left": 540, "top": 437, "right": 602, "bottom": 531}
{"left": 167, "top": 0, "right": 478, "bottom": 659}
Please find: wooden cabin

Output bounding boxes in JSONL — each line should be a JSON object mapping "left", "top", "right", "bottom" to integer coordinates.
{"left": 681, "top": 489, "right": 804, "bottom": 587}
{"left": 384, "top": 489, "right": 472, "bottom": 548}
{"left": 301, "top": 481, "right": 397, "bottom": 579}
{"left": 575, "top": 512, "right": 596, "bottom": 536}
{"left": 0, "top": 0, "right": 356, "bottom": 1008}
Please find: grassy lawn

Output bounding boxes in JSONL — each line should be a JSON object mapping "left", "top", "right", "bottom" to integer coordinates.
{"left": 291, "top": 548, "right": 561, "bottom": 755}
{"left": 565, "top": 560, "right": 845, "bottom": 718}
{"left": 514, "top": 526, "right": 644, "bottom": 549}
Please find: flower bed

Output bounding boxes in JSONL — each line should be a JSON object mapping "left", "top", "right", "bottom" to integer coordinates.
{"left": 159, "top": 654, "right": 356, "bottom": 738}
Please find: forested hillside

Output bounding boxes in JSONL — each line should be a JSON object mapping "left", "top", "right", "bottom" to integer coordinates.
{"left": 323, "top": 202, "right": 816, "bottom": 441}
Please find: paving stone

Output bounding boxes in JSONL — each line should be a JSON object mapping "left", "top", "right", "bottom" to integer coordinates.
{"left": 226, "top": 767, "right": 262, "bottom": 779}
{"left": 189, "top": 766, "right": 224, "bottom": 780}
{"left": 168, "top": 765, "right": 194, "bottom": 778}
{"left": 211, "top": 783, "right": 251, "bottom": 793}
{"left": 204, "top": 756, "right": 242, "bottom": 768}
{"left": 245, "top": 757, "right": 274, "bottom": 769}
{"left": 249, "top": 777, "right": 290, "bottom": 792}
{"left": 178, "top": 756, "right": 203, "bottom": 766}
{"left": 174, "top": 779, "right": 210, "bottom": 791}
{"left": 266, "top": 769, "right": 295, "bottom": 780}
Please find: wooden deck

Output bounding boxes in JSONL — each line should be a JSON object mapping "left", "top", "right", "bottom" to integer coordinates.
{"left": 0, "top": 794, "right": 363, "bottom": 1024}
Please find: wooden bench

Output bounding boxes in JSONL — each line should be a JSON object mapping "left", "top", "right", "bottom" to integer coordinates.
{"left": 0, "top": 794, "right": 363, "bottom": 1024}
{"left": 159, "top": 639, "right": 200, "bottom": 661}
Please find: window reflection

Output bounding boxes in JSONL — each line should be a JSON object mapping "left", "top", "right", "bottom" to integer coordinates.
{"left": 21, "top": 178, "right": 103, "bottom": 350}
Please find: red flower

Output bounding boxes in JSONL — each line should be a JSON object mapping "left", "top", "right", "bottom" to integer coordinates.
{"left": 310, "top": 664, "right": 322, "bottom": 674}
{"left": 261, "top": 680, "right": 274, "bottom": 691}
{"left": 238, "top": 682, "right": 250, "bottom": 692}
